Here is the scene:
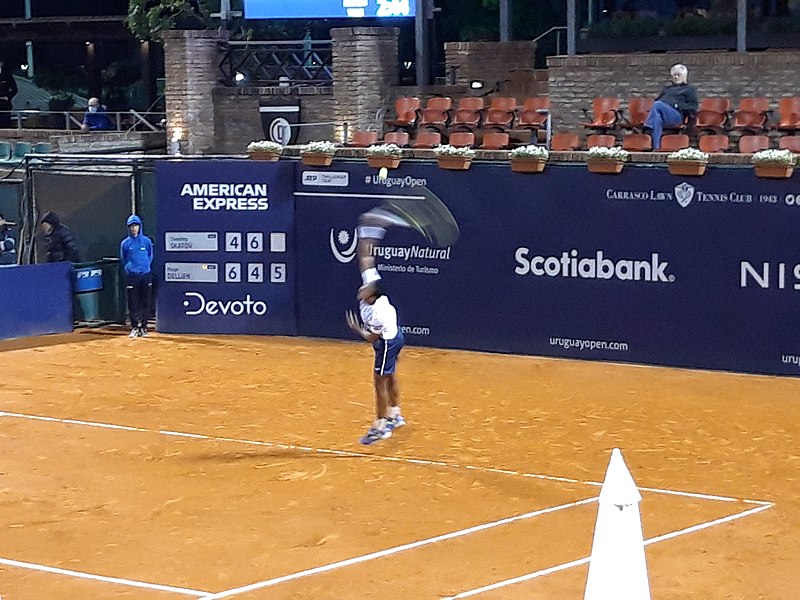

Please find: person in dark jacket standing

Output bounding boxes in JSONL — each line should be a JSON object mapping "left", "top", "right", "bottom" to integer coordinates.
{"left": 120, "top": 214, "right": 154, "bottom": 338}
{"left": 643, "top": 63, "right": 699, "bottom": 150}
{"left": 0, "top": 213, "right": 16, "bottom": 265}
{"left": 0, "top": 59, "right": 18, "bottom": 129}
{"left": 40, "top": 211, "right": 79, "bottom": 263}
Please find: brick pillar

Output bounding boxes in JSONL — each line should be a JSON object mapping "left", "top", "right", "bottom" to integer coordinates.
{"left": 331, "top": 27, "right": 399, "bottom": 142}
{"left": 163, "top": 30, "right": 228, "bottom": 154}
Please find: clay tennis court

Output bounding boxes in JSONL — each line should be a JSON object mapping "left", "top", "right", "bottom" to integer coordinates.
{"left": 0, "top": 330, "right": 798, "bottom": 599}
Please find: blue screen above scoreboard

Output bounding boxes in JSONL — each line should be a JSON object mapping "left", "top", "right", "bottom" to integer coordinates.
{"left": 244, "top": 0, "right": 415, "bottom": 18}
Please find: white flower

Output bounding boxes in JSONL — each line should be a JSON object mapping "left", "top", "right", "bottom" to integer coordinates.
{"left": 751, "top": 149, "right": 796, "bottom": 166}
{"left": 300, "top": 140, "right": 338, "bottom": 155}
{"left": 588, "top": 145, "right": 630, "bottom": 161}
{"left": 246, "top": 140, "right": 284, "bottom": 153}
{"left": 365, "top": 143, "right": 403, "bottom": 157}
{"left": 667, "top": 147, "right": 708, "bottom": 161}
{"left": 433, "top": 144, "right": 476, "bottom": 159}
{"left": 509, "top": 145, "right": 550, "bottom": 160}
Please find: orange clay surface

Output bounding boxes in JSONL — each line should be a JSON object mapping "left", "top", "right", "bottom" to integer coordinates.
{"left": 0, "top": 331, "right": 798, "bottom": 599}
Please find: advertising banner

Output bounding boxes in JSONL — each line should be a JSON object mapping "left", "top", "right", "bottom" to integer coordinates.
{"left": 156, "top": 160, "right": 296, "bottom": 335}
{"left": 294, "top": 160, "right": 800, "bottom": 376}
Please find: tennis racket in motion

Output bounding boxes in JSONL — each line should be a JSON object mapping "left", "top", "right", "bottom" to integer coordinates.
{"left": 373, "top": 185, "right": 460, "bottom": 248}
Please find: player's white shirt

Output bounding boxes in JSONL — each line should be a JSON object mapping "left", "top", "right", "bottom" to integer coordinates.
{"left": 359, "top": 296, "right": 399, "bottom": 340}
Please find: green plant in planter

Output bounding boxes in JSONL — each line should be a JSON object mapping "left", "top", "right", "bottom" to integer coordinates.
{"left": 126, "top": 0, "right": 209, "bottom": 41}
{"left": 365, "top": 143, "right": 403, "bottom": 158}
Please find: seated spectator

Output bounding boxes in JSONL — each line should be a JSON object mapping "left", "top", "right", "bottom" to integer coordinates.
{"left": 81, "top": 97, "right": 115, "bottom": 132}
{"left": 40, "top": 211, "right": 79, "bottom": 263}
{"left": 0, "top": 213, "right": 16, "bottom": 265}
{"left": 643, "top": 64, "right": 698, "bottom": 150}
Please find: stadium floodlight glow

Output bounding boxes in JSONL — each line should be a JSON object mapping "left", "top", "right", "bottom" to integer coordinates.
{"left": 470, "top": 80, "right": 485, "bottom": 90}
{"left": 243, "top": 0, "right": 415, "bottom": 19}
{"left": 234, "top": 72, "right": 246, "bottom": 83}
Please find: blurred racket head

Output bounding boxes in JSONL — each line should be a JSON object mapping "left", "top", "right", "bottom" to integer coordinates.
{"left": 376, "top": 186, "right": 459, "bottom": 247}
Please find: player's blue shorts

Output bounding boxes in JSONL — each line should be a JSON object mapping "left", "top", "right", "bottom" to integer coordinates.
{"left": 373, "top": 330, "right": 405, "bottom": 375}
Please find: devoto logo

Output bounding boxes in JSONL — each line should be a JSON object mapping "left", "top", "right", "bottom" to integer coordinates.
{"left": 183, "top": 291, "right": 268, "bottom": 316}
{"left": 330, "top": 228, "right": 358, "bottom": 263}
{"left": 674, "top": 182, "right": 695, "bottom": 208}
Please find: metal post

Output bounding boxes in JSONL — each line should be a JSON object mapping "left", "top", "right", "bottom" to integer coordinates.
{"left": 500, "top": 0, "right": 511, "bottom": 42}
{"left": 737, "top": 0, "right": 747, "bottom": 53}
{"left": 25, "top": 0, "right": 34, "bottom": 77}
{"left": 415, "top": 0, "right": 429, "bottom": 86}
{"left": 567, "top": 0, "right": 576, "bottom": 56}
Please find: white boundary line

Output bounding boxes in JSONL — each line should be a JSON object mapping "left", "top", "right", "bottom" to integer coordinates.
{"left": 0, "top": 557, "right": 211, "bottom": 597}
{"left": 195, "top": 497, "right": 599, "bottom": 600}
{"left": 0, "top": 410, "right": 776, "bottom": 598}
{"left": 442, "top": 502, "right": 774, "bottom": 599}
{"left": 0, "top": 411, "right": 771, "bottom": 505}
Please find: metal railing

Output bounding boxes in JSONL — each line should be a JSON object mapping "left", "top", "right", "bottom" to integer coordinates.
{"left": 533, "top": 26, "right": 567, "bottom": 56}
{"left": 5, "top": 110, "right": 166, "bottom": 133}
{"left": 220, "top": 40, "right": 334, "bottom": 86}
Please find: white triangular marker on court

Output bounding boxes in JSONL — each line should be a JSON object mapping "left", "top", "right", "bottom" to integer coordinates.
{"left": 584, "top": 448, "right": 651, "bottom": 600}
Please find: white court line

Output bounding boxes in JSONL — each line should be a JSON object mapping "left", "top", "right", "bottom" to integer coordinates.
{"left": 195, "top": 497, "right": 599, "bottom": 600}
{"left": 0, "top": 557, "right": 211, "bottom": 597}
{"left": 442, "top": 502, "right": 774, "bottom": 599}
{"left": 0, "top": 411, "right": 769, "bottom": 505}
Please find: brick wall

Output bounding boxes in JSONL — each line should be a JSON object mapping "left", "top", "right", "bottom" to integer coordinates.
{"left": 444, "top": 41, "right": 537, "bottom": 90}
{"left": 163, "top": 30, "right": 228, "bottom": 155}
{"left": 331, "top": 27, "right": 399, "bottom": 140}
{"left": 547, "top": 51, "right": 800, "bottom": 133}
{"left": 213, "top": 87, "right": 335, "bottom": 153}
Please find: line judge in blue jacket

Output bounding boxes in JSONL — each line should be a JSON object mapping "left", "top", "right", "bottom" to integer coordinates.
{"left": 120, "top": 214, "right": 154, "bottom": 338}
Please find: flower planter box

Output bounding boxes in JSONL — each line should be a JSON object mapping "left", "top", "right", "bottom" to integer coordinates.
{"left": 437, "top": 156, "right": 473, "bottom": 171}
{"left": 248, "top": 151, "right": 281, "bottom": 161}
{"left": 367, "top": 155, "right": 401, "bottom": 169}
{"left": 753, "top": 164, "right": 794, "bottom": 179}
{"left": 667, "top": 159, "right": 707, "bottom": 176}
{"left": 510, "top": 157, "right": 547, "bottom": 173}
{"left": 587, "top": 158, "right": 624, "bottom": 174}
{"left": 301, "top": 153, "right": 335, "bottom": 167}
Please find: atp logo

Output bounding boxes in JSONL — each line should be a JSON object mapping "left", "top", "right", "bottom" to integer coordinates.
{"left": 330, "top": 228, "right": 357, "bottom": 263}
{"left": 674, "top": 182, "right": 695, "bottom": 208}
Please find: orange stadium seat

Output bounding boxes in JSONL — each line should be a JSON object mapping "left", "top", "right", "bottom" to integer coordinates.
{"left": 449, "top": 97, "right": 484, "bottom": 132}
{"left": 516, "top": 97, "right": 550, "bottom": 131}
{"left": 620, "top": 97, "right": 654, "bottom": 131}
{"left": 411, "top": 130, "right": 441, "bottom": 148}
{"left": 778, "top": 135, "right": 800, "bottom": 152}
{"left": 698, "top": 134, "right": 730, "bottom": 153}
{"left": 448, "top": 131, "right": 475, "bottom": 147}
{"left": 579, "top": 97, "right": 621, "bottom": 133}
{"left": 418, "top": 96, "right": 452, "bottom": 133}
{"left": 586, "top": 134, "right": 616, "bottom": 149}
{"left": 695, "top": 98, "right": 731, "bottom": 133}
{"left": 730, "top": 97, "right": 771, "bottom": 133}
{"left": 775, "top": 97, "right": 800, "bottom": 133}
{"left": 385, "top": 96, "right": 420, "bottom": 131}
{"left": 383, "top": 131, "right": 409, "bottom": 146}
{"left": 738, "top": 134, "right": 770, "bottom": 154}
{"left": 348, "top": 129, "right": 378, "bottom": 147}
{"left": 550, "top": 132, "right": 580, "bottom": 151}
{"left": 480, "top": 132, "right": 510, "bottom": 149}
{"left": 659, "top": 134, "right": 690, "bottom": 152}
{"left": 622, "top": 133, "right": 652, "bottom": 152}
{"left": 482, "top": 97, "right": 517, "bottom": 132}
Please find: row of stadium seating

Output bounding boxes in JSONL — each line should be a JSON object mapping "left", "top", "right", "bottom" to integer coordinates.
{"left": 549, "top": 131, "right": 800, "bottom": 153}
{"left": 580, "top": 96, "right": 800, "bottom": 135}
{"left": 0, "top": 140, "right": 53, "bottom": 162}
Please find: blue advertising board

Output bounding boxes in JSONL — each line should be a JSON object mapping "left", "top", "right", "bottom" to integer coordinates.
{"left": 294, "top": 160, "right": 800, "bottom": 376}
{"left": 0, "top": 262, "right": 73, "bottom": 340}
{"left": 155, "top": 160, "right": 297, "bottom": 335}
{"left": 245, "top": 0, "right": 414, "bottom": 18}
